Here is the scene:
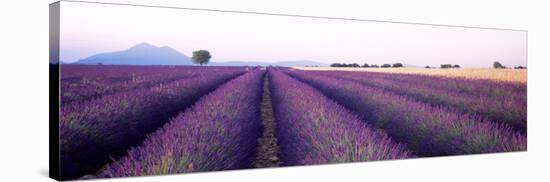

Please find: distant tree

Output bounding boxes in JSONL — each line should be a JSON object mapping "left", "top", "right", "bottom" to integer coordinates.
{"left": 371, "top": 64, "right": 380, "bottom": 68}
{"left": 381, "top": 64, "right": 392, "bottom": 68}
{"left": 514, "top": 66, "right": 526, "bottom": 69}
{"left": 440, "top": 64, "right": 453, "bottom": 69}
{"left": 453, "top": 64, "right": 461, "bottom": 68}
{"left": 392, "top": 63, "right": 403, "bottom": 68}
{"left": 425, "top": 65, "right": 431, "bottom": 69}
{"left": 191, "top": 50, "right": 212, "bottom": 66}
{"left": 97, "top": 62, "right": 103, "bottom": 65}
{"left": 330, "top": 62, "right": 364, "bottom": 68}
{"left": 493, "top": 61, "right": 506, "bottom": 69}
{"left": 362, "top": 63, "right": 370, "bottom": 68}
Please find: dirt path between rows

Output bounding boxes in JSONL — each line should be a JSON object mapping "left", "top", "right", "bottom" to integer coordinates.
{"left": 252, "top": 74, "right": 281, "bottom": 168}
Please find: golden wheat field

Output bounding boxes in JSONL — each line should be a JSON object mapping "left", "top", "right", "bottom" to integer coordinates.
{"left": 293, "top": 67, "right": 527, "bottom": 83}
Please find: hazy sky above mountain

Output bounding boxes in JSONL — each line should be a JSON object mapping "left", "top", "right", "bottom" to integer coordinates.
{"left": 59, "top": 1, "right": 527, "bottom": 67}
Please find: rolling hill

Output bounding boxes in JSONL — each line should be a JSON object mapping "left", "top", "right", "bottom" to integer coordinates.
{"left": 74, "top": 43, "right": 192, "bottom": 65}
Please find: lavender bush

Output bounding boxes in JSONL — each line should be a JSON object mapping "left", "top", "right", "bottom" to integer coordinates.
{"left": 285, "top": 70, "right": 526, "bottom": 156}
{"left": 269, "top": 70, "right": 413, "bottom": 165}
{"left": 313, "top": 71, "right": 527, "bottom": 131}
{"left": 99, "top": 70, "right": 265, "bottom": 178}
{"left": 60, "top": 65, "right": 246, "bottom": 104}
{"left": 59, "top": 69, "right": 244, "bottom": 179}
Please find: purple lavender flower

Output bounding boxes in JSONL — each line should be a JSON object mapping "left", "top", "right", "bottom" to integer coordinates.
{"left": 285, "top": 70, "right": 526, "bottom": 156}
{"left": 98, "top": 70, "right": 265, "bottom": 178}
{"left": 270, "top": 70, "right": 413, "bottom": 165}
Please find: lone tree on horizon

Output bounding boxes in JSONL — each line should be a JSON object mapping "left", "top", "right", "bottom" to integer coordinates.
{"left": 192, "top": 50, "right": 212, "bottom": 66}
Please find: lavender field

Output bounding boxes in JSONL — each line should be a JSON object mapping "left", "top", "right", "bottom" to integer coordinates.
{"left": 58, "top": 64, "right": 526, "bottom": 180}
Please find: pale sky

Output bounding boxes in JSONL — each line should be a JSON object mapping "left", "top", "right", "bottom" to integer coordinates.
{"left": 60, "top": 1, "right": 527, "bottom": 67}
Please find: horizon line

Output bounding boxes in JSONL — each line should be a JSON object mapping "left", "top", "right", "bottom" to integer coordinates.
{"left": 61, "top": 42, "right": 526, "bottom": 67}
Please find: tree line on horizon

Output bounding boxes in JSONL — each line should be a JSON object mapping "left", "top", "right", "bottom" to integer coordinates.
{"left": 189, "top": 50, "right": 527, "bottom": 70}
{"left": 330, "top": 61, "right": 526, "bottom": 69}
{"left": 330, "top": 62, "right": 404, "bottom": 68}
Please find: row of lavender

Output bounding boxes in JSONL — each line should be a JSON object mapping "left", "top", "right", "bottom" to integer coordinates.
{"left": 269, "top": 71, "right": 413, "bottom": 165}
{"left": 60, "top": 65, "right": 243, "bottom": 104}
{"left": 284, "top": 70, "right": 526, "bottom": 156}
{"left": 59, "top": 67, "right": 246, "bottom": 180}
{"left": 99, "top": 70, "right": 265, "bottom": 177}
{"left": 307, "top": 70, "right": 527, "bottom": 132}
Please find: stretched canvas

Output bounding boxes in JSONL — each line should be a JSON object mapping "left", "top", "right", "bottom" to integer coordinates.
{"left": 49, "top": 0, "right": 527, "bottom": 180}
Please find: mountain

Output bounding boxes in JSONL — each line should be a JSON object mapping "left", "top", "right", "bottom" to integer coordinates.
{"left": 212, "top": 60, "right": 327, "bottom": 67}
{"left": 74, "top": 43, "right": 192, "bottom": 65}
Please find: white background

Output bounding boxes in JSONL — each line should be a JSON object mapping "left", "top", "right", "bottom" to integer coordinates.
{"left": 0, "top": 0, "right": 548, "bottom": 181}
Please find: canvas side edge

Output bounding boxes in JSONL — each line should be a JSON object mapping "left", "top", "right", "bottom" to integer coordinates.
{"left": 49, "top": 1, "right": 61, "bottom": 181}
